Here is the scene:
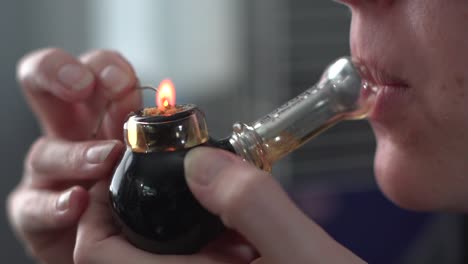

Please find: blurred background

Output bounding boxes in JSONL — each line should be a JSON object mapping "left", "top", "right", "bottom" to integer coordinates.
{"left": 0, "top": 1, "right": 464, "bottom": 263}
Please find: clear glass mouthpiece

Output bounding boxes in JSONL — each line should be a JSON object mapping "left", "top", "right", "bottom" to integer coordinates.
{"left": 229, "top": 57, "right": 377, "bottom": 171}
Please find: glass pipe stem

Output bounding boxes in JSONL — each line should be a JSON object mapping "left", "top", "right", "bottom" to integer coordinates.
{"left": 229, "top": 57, "right": 376, "bottom": 171}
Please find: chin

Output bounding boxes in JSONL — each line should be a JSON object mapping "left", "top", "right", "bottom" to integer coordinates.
{"left": 373, "top": 137, "right": 450, "bottom": 212}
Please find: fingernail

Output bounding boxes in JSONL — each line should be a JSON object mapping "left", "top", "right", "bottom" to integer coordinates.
{"left": 184, "top": 147, "right": 233, "bottom": 186}
{"left": 57, "top": 64, "right": 93, "bottom": 91}
{"left": 56, "top": 189, "right": 73, "bottom": 212}
{"left": 86, "top": 142, "right": 117, "bottom": 164}
{"left": 100, "top": 65, "right": 131, "bottom": 94}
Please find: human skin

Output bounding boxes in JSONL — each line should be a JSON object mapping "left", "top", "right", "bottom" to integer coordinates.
{"left": 9, "top": 0, "right": 468, "bottom": 263}
{"left": 9, "top": 50, "right": 361, "bottom": 264}
{"left": 344, "top": 0, "right": 468, "bottom": 211}
{"left": 7, "top": 48, "right": 141, "bottom": 263}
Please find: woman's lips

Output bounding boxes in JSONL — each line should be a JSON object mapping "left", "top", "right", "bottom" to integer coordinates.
{"left": 358, "top": 61, "right": 411, "bottom": 124}
{"left": 371, "top": 85, "right": 410, "bottom": 122}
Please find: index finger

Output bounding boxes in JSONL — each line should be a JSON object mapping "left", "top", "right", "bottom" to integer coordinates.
{"left": 17, "top": 48, "right": 96, "bottom": 138}
{"left": 25, "top": 138, "right": 124, "bottom": 188}
{"left": 78, "top": 50, "right": 141, "bottom": 139}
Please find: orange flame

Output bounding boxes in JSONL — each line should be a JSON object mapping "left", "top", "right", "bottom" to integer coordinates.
{"left": 156, "top": 79, "right": 176, "bottom": 110}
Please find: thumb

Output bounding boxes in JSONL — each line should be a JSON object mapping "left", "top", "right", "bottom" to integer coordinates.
{"left": 184, "top": 147, "right": 364, "bottom": 264}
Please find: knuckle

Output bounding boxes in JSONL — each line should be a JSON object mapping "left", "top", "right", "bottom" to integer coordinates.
{"left": 6, "top": 189, "right": 41, "bottom": 231}
{"left": 27, "top": 137, "right": 48, "bottom": 173}
{"left": 6, "top": 189, "right": 20, "bottom": 228}
{"left": 17, "top": 47, "right": 66, "bottom": 75}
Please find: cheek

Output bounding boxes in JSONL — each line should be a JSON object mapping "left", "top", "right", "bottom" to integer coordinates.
{"left": 423, "top": 74, "right": 468, "bottom": 142}
{"left": 352, "top": 0, "right": 468, "bottom": 210}
{"left": 372, "top": 72, "right": 468, "bottom": 210}
{"left": 372, "top": 90, "right": 468, "bottom": 212}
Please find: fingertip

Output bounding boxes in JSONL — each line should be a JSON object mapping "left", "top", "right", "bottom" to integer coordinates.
{"left": 78, "top": 139, "right": 125, "bottom": 181}
{"left": 102, "top": 89, "right": 142, "bottom": 139}
{"left": 10, "top": 187, "right": 90, "bottom": 233}
{"left": 17, "top": 47, "right": 96, "bottom": 102}
{"left": 28, "top": 139, "right": 126, "bottom": 186}
{"left": 184, "top": 147, "right": 265, "bottom": 225}
{"left": 109, "top": 86, "right": 142, "bottom": 113}
{"left": 88, "top": 180, "right": 112, "bottom": 204}
{"left": 99, "top": 64, "right": 137, "bottom": 100}
{"left": 79, "top": 49, "right": 137, "bottom": 100}
{"left": 184, "top": 147, "right": 236, "bottom": 211}
{"left": 85, "top": 140, "right": 124, "bottom": 165}
{"left": 184, "top": 147, "right": 239, "bottom": 186}
{"left": 101, "top": 139, "right": 125, "bottom": 167}
{"left": 56, "top": 186, "right": 89, "bottom": 223}
{"left": 56, "top": 63, "right": 95, "bottom": 96}
{"left": 108, "top": 139, "right": 126, "bottom": 152}
{"left": 69, "top": 186, "right": 90, "bottom": 213}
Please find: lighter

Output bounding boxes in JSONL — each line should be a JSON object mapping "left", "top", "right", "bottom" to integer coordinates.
{"left": 109, "top": 57, "right": 377, "bottom": 254}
